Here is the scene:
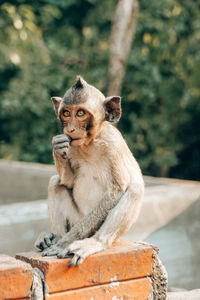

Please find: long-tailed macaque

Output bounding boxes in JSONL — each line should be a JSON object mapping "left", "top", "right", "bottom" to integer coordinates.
{"left": 35, "top": 76, "right": 144, "bottom": 267}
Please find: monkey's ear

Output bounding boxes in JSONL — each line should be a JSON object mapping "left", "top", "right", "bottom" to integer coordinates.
{"left": 104, "top": 96, "right": 121, "bottom": 123}
{"left": 51, "top": 97, "right": 62, "bottom": 115}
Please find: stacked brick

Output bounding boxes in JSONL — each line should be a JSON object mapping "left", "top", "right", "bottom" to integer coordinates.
{"left": 0, "top": 242, "right": 153, "bottom": 300}
{"left": 0, "top": 255, "right": 32, "bottom": 299}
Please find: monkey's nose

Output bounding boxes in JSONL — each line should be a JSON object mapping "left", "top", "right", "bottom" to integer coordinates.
{"left": 68, "top": 129, "right": 75, "bottom": 133}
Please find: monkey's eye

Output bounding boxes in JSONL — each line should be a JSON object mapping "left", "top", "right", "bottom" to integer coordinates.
{"left": 76, "top": 109, "right": 85, "bottom": 117}
{"left": 63, "top": 110, "right": 70, "bottom": 117}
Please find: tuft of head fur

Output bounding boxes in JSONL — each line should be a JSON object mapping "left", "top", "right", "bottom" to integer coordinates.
{"left": 73, "top": 75, "right": 86, "bottom": 90}
{"left": 63, "top": 76, "right": 90, "bottom": 106}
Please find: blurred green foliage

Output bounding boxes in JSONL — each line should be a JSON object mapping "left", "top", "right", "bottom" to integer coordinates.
{"left": 0, "top": 0, "right": 199, "bottom": 180}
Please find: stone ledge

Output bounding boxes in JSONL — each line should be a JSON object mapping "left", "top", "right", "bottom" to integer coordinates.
{"left": 167, "top": 289, "right": 200, "bottom": 300}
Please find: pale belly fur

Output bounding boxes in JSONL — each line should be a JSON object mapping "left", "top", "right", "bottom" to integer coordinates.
{"left": 72, "top": 161, "right": 110, "bottom": 216}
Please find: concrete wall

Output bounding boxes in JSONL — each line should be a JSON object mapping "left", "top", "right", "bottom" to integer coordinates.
{"left": 0, "top": 160, "right": 56, "bottom": 204}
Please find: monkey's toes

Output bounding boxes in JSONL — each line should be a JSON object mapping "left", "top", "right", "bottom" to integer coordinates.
{"left": 42, "top": 246, "right": 60, "bottom": 256}
{"left": 68, "top": 254, "right": 85, "bottom": 267}
{"left": 35, "top": 232, "right": 56, "bottom": 251}
{"left": 57, "top": 248, "right": 69, "bottom": 259}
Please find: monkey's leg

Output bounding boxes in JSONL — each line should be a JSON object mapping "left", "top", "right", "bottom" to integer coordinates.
{"left": 35, "top": 174, "right": 80, "bottom": 251}
{"left": 42, "top": 189, "right": 122, "bottom": 256}
{"left": 48, "top": 175, "right": 80, "bottom": 236}
{"left": 58, "top": 184, "right": 143, "bottom": 266}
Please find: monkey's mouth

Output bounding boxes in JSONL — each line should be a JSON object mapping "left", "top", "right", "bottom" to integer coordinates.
{"left": 70, "top": 137, "right": 82, "bottom": 141}
{"left": 70, "top": 137, "right": 85, "bottom": 147}
{"left": 68, "top": 135, "right": 86, "bottom": 141}
{"left": 66, "top": 134, "right": 81, "bottom": 142}
{"left": 66, "top": 133, "right": 86, "bottom": 145}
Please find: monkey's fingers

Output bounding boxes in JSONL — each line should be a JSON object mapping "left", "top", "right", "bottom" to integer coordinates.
{"left": 35, "top": 232, "right": 55, "bottom": 250}
{"left": 54, "top": 142, "right": 69, "bottom": 150}
{"left": 37, "top": 241, "right": 46, "bottom": 251}
{"left": 68, "top": 252, "right": 86, "bottom": 267}
{"left": 65, "top": 238, "right": 105, "bottom": 266}
{"left": 56, "top": 247, "right": 69, "bottom": 259}
{"left": 44, "top": 237, "right": 52, "bottom": 247}
{"left": 42, "top": 249, "right": 56, "bottom": 256}
{"left": 42, "top": 245, "right": 61, "bottom": 256}
{"left": 57, "top": 249, "right": 86, "bottom": 267}
{"left": 43, "top": 233, "right": 58, "bottom": 247}
{"left": 51, "top": 235, "right": 59, "bottom": 245}
{"left": 58, "top": 241, "right": 91, "bottom": 266}
{"left": 52, "top": 135, "right": 71, "bottom": 145}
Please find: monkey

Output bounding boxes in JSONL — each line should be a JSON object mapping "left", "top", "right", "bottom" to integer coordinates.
{"left": 34, "top": 76, "right": 144, "bottom": 267}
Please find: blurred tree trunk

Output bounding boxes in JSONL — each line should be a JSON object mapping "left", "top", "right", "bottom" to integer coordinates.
{"left": 107, "top": 0, "right": 139, "bottom": 96}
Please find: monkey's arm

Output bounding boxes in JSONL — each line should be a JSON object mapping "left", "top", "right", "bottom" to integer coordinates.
{"left": 53, "top": 134, "right": 74, "bottom": 188}
{"left": 34, "top": 135, "right": 74, "bottom": 251}
{"left": 94, "top": 184, "right": 143, "bottom": 245}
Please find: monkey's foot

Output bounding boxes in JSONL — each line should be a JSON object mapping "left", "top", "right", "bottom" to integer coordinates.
{"left": 34, "top": 232, "right": 59, "bottom": 251}
{"left": 42, "top": 243, "right": 64, "bottom": 256}
{"left": 57, "top": 238, "right": 105, "bottom": 267}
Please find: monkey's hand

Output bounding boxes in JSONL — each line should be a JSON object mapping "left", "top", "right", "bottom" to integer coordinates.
{"left": 34, "top": 232, "right": 59, "bottom": 251}
{"left": 42, "top": 232, "right": 72, "bottom": 256}
{"left": 42, "top": 237, "right": 104, "bottom": 267}
{"left": 52, "top": 134, "right": 71, "bottom": 159}
{"left": 42, "top": 243, "right": 64, "bottom": 256}
{"left": 58, "top": 238, "right": 105, "bottom": 267}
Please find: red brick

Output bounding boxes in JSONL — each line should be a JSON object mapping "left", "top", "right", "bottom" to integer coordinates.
{"left": 16, "top": 241, "right": 153, "bottom": 294}
{"left": 48, "top": 278, "right": 152, "bottom": 300}
{"left": 0, "top": 255, "right": 32, "bottom": 300}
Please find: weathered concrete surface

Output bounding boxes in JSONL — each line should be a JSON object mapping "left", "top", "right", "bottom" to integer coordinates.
{"left": 0, "top": 159, "right": 56, "bottom": 204}
{"left": 146, "top": 197, "right": 200, "bottom": 289}
{"left": 167, "top": 289, "right": 200, "bottom": 300}
{"left": 123, "top": 177, "right": 200, "bottom": 241}
{"left": 0, "top": 200, "right": 49, "bottom": 255}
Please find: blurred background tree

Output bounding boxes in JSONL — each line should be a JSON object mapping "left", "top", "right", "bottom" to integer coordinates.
{"left": 0, "top": 0, "right": 199, "bottom": 180}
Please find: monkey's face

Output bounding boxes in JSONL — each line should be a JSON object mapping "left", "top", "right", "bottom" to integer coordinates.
{"left": 51, "top": 76, "right": 121, "bottom": 147}
{"left": 60, "top": 106, "right": 92, "bottom": 146}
